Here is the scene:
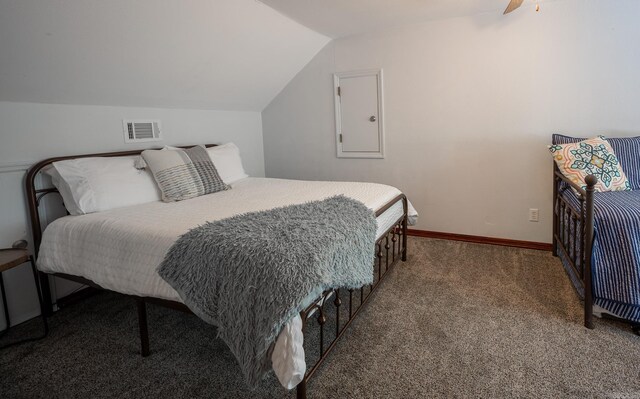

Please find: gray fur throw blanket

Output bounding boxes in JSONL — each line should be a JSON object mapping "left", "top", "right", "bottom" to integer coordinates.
{"left": 157, "top": 195, "right": 377, "bottom": 387}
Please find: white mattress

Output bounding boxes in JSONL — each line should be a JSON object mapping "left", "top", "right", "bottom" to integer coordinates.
{"left": 38, "top": 177, "right": 410, "bottom": 300}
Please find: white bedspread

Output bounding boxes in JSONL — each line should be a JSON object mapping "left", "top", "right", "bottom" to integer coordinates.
{"left": 37, "top": 177, "right": 417, "bottom": 388}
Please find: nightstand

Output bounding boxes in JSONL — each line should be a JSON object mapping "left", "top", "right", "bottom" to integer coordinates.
{"left": 0, "top": 248, "right": 48, "bottom": 348}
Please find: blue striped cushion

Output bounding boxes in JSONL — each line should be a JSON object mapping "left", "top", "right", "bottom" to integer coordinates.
{"left": 553, "top": 134, "right": 640, "bottom": 190}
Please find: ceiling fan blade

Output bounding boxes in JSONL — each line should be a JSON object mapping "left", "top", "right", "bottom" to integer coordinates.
{"left": 503, "top": 0, "right": 525, "bottom": 14}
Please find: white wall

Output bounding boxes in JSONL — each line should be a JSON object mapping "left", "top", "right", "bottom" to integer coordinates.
{"left": 262, "top": 0, "right": 640, "bottom": 243}
{"left": 0, "top": 101, "right": 264, "bottom": 330}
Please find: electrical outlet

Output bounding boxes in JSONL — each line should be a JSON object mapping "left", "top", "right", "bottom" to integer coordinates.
{"left": 529, "top": 208, "right": 539, "bottom": 222}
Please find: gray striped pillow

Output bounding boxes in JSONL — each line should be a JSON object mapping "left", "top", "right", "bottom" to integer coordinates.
{"left": 141, "top": 145, "right": 230, "bottom": 202}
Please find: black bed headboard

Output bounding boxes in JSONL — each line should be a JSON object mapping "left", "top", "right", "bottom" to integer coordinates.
{"left": 25, "top": 144, "right": 219, "bottom": 257}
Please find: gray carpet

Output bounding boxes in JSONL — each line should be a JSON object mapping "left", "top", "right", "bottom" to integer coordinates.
{"left": 1, "top": 237, "right": 639, "bottom": 398}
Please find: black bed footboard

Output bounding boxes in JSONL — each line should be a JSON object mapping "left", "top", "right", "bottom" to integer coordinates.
{"left": 296, "top": 194, "right": 408, "bottom": 398}
{"left": 552, "top": 164, "right": 597, "bottom": 328}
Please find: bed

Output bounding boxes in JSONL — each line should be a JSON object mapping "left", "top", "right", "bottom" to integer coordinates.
{"left": 551, "top": 134, "right": 640, "bottom": 332}
{"left": 25, "top": 144, "right": 417, "bottom": 398}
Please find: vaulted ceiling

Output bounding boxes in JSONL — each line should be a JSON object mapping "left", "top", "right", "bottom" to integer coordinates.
{"left": 259, "top": 0, "right": 553, "bottom": 38}
{"left": 0, "top": 0, "right": 329, "bottom": 111}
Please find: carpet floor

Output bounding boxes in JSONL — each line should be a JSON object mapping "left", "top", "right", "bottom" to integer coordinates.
{"left": 1, "top": 237, "right": 639, "bottom": 398}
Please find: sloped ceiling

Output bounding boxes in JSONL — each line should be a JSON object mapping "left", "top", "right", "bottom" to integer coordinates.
{"left": 259, "top": 0, "right": 553, "bottom": 38}
{"left": 0, "top": 0, "right": 330, "bottom": 111}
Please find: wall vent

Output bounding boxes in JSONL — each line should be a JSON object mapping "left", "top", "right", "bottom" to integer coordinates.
{"left": 123, "top": 120, "right": 162, "bottom": 143}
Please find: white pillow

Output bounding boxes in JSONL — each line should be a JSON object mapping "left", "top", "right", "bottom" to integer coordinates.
{"left": 47, "top": 156, "right": 161, "bottom": 215}
{"left": 206, "top": 143, "right": 248, "bottom": 184}
{"left": 43, "top": 166, "right": 83, "bottom": 216}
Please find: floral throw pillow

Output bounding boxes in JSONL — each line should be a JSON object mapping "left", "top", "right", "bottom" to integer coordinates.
{"left": 549, "top": 136, "right": 631, "bottom": 192}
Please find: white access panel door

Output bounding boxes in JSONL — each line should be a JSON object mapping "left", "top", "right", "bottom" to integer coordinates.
{"left": 334, "top": 70, "right": 384, "bottom": 158}
{"left": 340, "top": 76, "right": 378, "bottom": 152}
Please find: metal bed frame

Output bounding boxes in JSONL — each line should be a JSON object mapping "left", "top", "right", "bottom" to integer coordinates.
{"left": 25, "top": 145, "right": 408, "bottom": 399}
{"left": 551, "top": 163, "right": 596, "bottom": 329}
